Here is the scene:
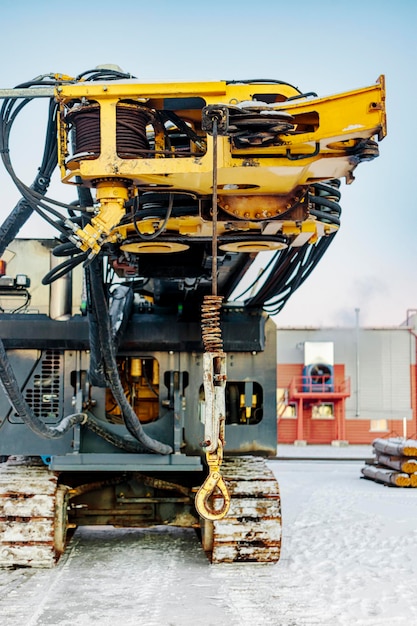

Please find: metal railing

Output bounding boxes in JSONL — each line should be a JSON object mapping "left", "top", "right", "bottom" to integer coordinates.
{"left": 289, "top": 376, "right": 350, "bottom": 396}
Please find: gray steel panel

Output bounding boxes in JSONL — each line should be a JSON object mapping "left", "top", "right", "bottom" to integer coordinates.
{"left": 48, "top": 453, "right": 203, "bottom": 472}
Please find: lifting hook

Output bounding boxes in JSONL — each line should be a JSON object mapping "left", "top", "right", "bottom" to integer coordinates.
{"left": 195, "top": 440, "right": 230, "bottom": 521}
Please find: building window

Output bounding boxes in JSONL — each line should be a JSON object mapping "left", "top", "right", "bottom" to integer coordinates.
{"left": 311, "top": 403, "right": 334, "bottom": 420}
{"left": 277, "top": 389, "right": 297, "bottom": 419}
{"left": 370, "top": 419, "right": 389, "bottom": 432}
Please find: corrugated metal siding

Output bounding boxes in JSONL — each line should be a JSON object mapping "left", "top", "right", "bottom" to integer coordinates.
{"left": 277, "top": 327, "right": 416, "bottom": 444}
{"left": 277, "top": 328, "right": 354, "bottom": 364}
{"left": 277, "top": 363, "right": 299, "bottom": 444}
{"left": 278, "top": 328, "right": 413, "bottom": 420}
{"left": 278, "top": 419, "right": 297, "bottom": 442}
{"left": 306, "top": 418, "right": 336, "bottom": 444}
{"left": 345, "top": 420, "right": 380, "bottom": 444}
{"left": 279, "top": 419, "right": 415, "bottom": 446}
{"left": 345, "top": 420, "right": 413, "bottom": 444}
{"left": 277, "top": 363, "right": 300, "bottom": 388}
{"left": 351, "top": 330, "right": 412, "bottom": 420}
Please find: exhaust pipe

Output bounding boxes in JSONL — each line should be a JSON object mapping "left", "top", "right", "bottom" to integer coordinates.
{"left": 49, "top": 253, "right": 72, "bottom": 320}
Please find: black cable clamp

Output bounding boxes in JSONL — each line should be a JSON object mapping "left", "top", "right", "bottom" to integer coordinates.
{"left": 33, "top": 172, "right": 51, "bottom": 193}
{"left": 201, "top": 105, "right": 230, "bottom": 135}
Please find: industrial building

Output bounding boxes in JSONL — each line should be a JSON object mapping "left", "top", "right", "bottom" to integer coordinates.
{"left": 276, "top": 313, "right": 417, "bottom": 445}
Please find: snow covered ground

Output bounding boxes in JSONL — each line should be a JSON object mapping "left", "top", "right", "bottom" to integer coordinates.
{"left": 1, "top": 459, "right": 416, "bottom": 626}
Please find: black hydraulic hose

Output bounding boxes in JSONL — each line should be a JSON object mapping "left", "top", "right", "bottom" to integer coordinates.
{"left": 261, "top": 234, "right": 337, "bottom": 314}
{"left": 0, "top": 92, "right": 90, "bottom": 439}
{"left": 244, "top": 246, "right": 299, "bottom": 306}
{"left": 76, "top": 68, "right": 135, "bottom": 81}
{"left": 86, "top": 268, "right": 108, "bottom": 389}
{"left": 0, "top": 97, "right": 72, "bottom": 238}
{"left": 243, "top": 180, "right": 342, "bottom": 312}
{"left": 0, "top": 74, "right": 147, "bottom": 447}
{"left": 312, "top": 181, "right": 341, "bottom": 201}
{"left": 41, "top": 251, "right": 89, "bottom": 285}
{"left": 51, "top": 242, "right": 82, "bottom": 257}
{"left": 0, "top": 338, "right": 86, "bottom": 438}
{"left": 0, "top": 94, "right": 83, "bottom": 233}
{"left": 121, "top": 204, "right": 197, "bottom": 225}
{"left": 232, "top": 251, "right": 281, "bottom": 301}
{"left": 88, "top": 260, "right": 172, "bottom": 454}
{"left": 84, "top": 412, "right": 147, "bottom": 452}
{"left": 225, "top": 79, "right": 301, "bottom": 92}
{"left": 0, "top": 101, "right": 57, "bottom": 255}
{"left": 308, "top": 209, "right": 340, "bottom": 226}
{"left": 286, "top": 91, "right": 318, "bottom": 101}
{"left": 132, "top": 194, "right": 174, "bottom": 240}
{"left": 43, "top": 187, "right": 95, "bottom": 281}
{"left": 81, "top": 181, "right": 108, "bottom": 390}
{"left": 245, "top": 244, "right": 313, "bottom": 310}
{"left": 0, "top": 198, "right": 34, "bottom": 258}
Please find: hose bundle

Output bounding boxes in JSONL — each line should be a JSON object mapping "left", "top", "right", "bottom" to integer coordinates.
{"left": 0, "top": 70, "right": 171, "bottom": 452}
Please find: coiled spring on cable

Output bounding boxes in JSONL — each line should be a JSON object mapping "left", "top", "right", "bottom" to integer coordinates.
{"left": 309, "top": 179, "right": 342, "bottom": 226}
{"left": 201, "top": 295, "right": 224, "bottom": 352}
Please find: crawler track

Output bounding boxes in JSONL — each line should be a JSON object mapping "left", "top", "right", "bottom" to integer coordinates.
{"left": 0, "top": 460, "right": 68, "bottom": 568}
{"left": 201, "top": 456, "right": 282, "bottom": 563}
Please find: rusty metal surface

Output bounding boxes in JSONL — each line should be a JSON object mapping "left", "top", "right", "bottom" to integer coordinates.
{"left": 0, "top": 456, "right": 281, "bottom": 566}
{"left": 0, "top": 462, "right": 61, "bottom": 568}
{"left": 207, "top": 456, "right": 282, "bottom": 563}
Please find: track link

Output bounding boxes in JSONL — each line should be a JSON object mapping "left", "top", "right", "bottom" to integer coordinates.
{"left": 0, "top": 460, "right": 68, "bottom": 568}
{"left": 201, "top": 456, "right": 281, "bottom": 563}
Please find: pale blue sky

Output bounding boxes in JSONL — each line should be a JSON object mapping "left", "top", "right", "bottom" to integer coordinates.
{"left": 0, "top": 0, "right": 416, "bottom": 326}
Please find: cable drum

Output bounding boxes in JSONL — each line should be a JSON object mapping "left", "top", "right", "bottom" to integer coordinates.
{"left": 116, "top": 102, "right": 151, "bottom": 157}
{"left": 66, "top": 103, "right": 101, "bottom": 157}
{"left": 66, "top": 101, "right": 152, "bottom": 160}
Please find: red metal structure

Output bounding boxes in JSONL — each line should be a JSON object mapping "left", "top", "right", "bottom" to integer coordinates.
{"left": 288, "top": 374, "right": 351, "bottom": 442}
{"left": 278, "top": 364, "right": 351, "bottom": 444}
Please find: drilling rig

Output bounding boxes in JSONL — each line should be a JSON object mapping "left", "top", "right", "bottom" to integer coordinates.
{"left": 0, "top": 67, "right": 386, "bottom": 566}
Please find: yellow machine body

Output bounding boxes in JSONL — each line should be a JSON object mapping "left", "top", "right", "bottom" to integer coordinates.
{"left": 56, "top": 78, "right": 386, "bottom": 189}
{"left": 55, "top": 77, "right": 386, "bottom": 255}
